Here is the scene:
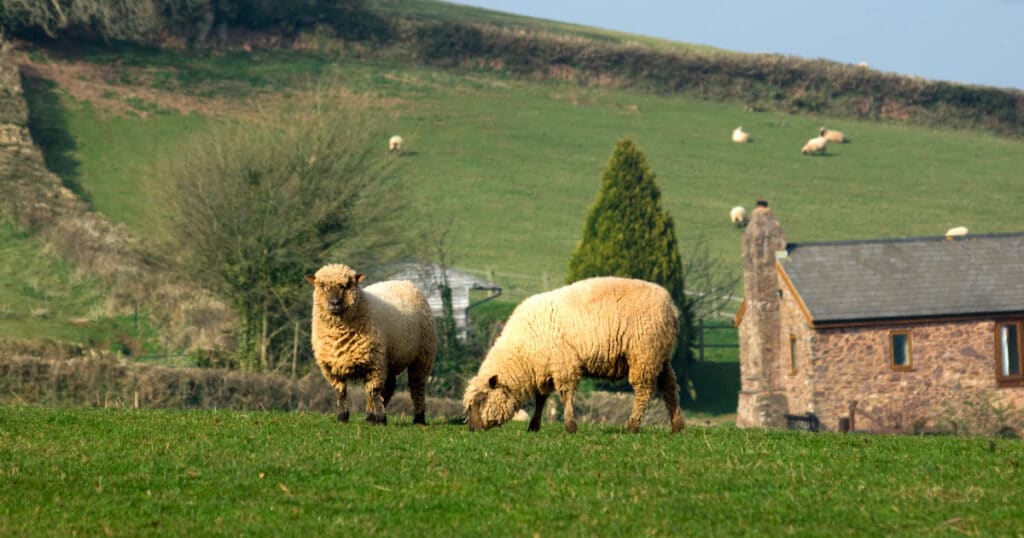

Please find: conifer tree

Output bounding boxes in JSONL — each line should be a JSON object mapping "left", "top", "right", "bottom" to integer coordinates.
{"left": 567, "top": 137, "right": 694, "bottom": 373}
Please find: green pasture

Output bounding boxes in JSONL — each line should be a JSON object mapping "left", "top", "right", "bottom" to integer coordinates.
{"left": 1, "top": 405, "right": 1021, "bottom": 536}
{"left": 23, "top": 44, "right": 1024, "bottom": 304}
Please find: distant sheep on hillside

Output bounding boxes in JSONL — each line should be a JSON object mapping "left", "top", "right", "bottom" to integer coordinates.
{"left": 388, "top": 135, "right": 404, "bottom": 152}
{"left": 945, "top": 226, "right": 968, "bottom": 239}
{"left": 801, "top": 135, "right": 828, "bottom": 155}
{"left": 732, "top": 126, "right": 751, "bottom": 143}
{"left": 819, "top": 127, "right": 848, "bottom": 144}
{"left": 730, "top": 206, "right": 747, "bottom": 227}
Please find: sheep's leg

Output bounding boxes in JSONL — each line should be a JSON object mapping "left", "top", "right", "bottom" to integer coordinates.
{"left": 657, "top": 363, "right": 686, "bottom": 433}
{"left": 626, "top": 368, "right": 656, "bottom": 433}
{"left": 528, "top": 393, "right": 548, "bottom": 432}
{"left": 558, "top": 388, "right": 577, "bottom": 434}
{"left": 382, "top": 374, "right": 397, "bottom": 408}
{"left": 407, "top": 361, "right": 431, "bottom": 425}
{"left": 333, "top": 381, "right": 350, "bottom": 423}
{"left": 364, "top": 370, "right": 387, "bottom": 425}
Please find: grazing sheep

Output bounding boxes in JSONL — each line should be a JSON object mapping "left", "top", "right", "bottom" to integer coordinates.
{"left": 730, "top": 205, "right": 748, "bottom": 227}
{"left": 801, "top": 135, "right": 828, "bottom": 155}
{"left": 732, "top": 126, "right": 751, "bottom": 143}
{"left": 306, "top": 264, "right": 436, "bottom": 425}
{"left": 388, "top": 135, "right": 404, "bottom": 152}
{"left": 945, "top": 226, "right": 968, "bottom": 239}
{"left": 463, "top": 276, "right": 685, "bottom": 434}
{"left": 819, "top": 127, "right": 848, "bottom": 143}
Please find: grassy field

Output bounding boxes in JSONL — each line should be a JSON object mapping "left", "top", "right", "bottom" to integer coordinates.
{"left": 21, "top": 44, "right": 1024, "bottom": 304}
{"left": 2, "top": 405, "right": 1022, "bottom": 536}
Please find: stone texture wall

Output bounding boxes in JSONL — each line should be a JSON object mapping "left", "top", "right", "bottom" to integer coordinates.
{"left": 807, "top": 319, "right": 1024, "bottom": 433}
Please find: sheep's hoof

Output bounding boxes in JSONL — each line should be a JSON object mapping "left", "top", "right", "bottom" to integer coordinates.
{"left": 528, "top": 422, "right": 541, "bottom": 432}
{"left": 337, "top": 410, "right": 350, "bottom": 423}
{"left": 366, "top": 413, "right": 387, "bottom": 425}
{"left": 413, "top": 412, "right": 426, "bottom": 425}
{"left": 564, "top": 422, "right": 578, "bottom": 434}
{"left": 672, "top": 416, "right": 686, "bottom": 433}
{"left": 626, "top": 420, "right": 640, "bottom": 434}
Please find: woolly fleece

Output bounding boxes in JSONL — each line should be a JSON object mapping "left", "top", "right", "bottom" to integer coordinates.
{"left": 463, "top": 276, "right": 685, "bottom": 433}
{"left": 308, "top": 263, "right": 436, "bottom": 424}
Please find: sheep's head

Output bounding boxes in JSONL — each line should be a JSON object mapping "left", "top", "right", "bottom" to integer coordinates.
{"left": 463, "top": 374, "right": 517, "bottom": 431}
{"left": 305, "top": 264, "right": 365, "bottom": 317}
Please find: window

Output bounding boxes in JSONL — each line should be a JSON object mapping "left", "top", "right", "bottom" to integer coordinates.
{"left": 998, "top": 322, "right": 1023, "bottom": 383}
{"left": 890, "top": 331, "right": 912, "bottom": 370}
{"left": 789, "top": 335, "right": 798, "bottom": 374}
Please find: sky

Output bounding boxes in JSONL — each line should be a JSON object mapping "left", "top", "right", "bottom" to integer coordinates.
{"left": 445, "top": 0, "right": 1024, "bottom": 91}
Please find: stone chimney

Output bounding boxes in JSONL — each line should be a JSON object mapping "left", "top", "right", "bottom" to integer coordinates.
{"left": 736, "top": 200, "right": 789, "bottom": 428}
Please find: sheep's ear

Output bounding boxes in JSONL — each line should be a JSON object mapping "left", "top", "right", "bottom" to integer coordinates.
{"left": 488, "top": 375, "right": 499, "bottom": 389}
{"left": 355, "top": 273, "right": 366, "bottom": 284}
{"left": 304, "top": 275, "right": 316, "bottom": 285}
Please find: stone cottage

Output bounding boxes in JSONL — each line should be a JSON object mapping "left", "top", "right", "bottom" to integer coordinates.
{"left": 734, "top": 202, "right": 1024, "bottom": 433}
{"left": 385, "top": 264, "right": 502, "bottom": 341}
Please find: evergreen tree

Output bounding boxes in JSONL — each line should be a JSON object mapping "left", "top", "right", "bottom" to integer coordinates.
{"left": 567, "top": 137, "right": 694, "bottom": 376}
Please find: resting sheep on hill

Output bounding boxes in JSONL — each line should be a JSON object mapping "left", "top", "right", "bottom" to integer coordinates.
{"left": 819, "top": 127, "right": 848, "bottom": 143}
{"left": 306, "top": 264, "right": 436, "bottom": 425}
{"left": 730, "top": 205, "right": 747, "bottom": 227}
{"left": 463, "top": 276, "right": 685, "bottom": 434}
{"left": 388, "top": 135, "right": 403, "bottom": 152}
{"left": 732, "top": 126, "right": 751, "bottom": 143}
{"left": 801, "top": 135, "right": 827, "bottom": 155}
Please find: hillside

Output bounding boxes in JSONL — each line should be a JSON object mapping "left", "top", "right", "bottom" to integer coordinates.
{"left": 1, "top": 0, "right": 1024, "bottom": 365}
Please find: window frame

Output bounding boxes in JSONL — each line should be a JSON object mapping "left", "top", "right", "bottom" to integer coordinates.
{"left": 889, "top": 330, "right": 913, "bottom": 371}
{"left": 789, "top": 334, "right": 798, "bottom": 375}
{"left": 996, "top": 321, "right": 1024, "bottom": 386}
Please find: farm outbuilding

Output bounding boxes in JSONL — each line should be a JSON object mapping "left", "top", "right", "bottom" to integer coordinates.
{"left": 734, "top": 203, "right": 1024, "bottom": 434}
{"left": 384, "top": 264, "right": 502, "bottom": 341}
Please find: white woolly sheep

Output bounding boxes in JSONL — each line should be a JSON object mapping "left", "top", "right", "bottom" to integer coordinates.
{"left": 388, "top": 135, "right": 403, "bottom": 152}
{"left": 801, "top": 135, "right": 828, "bottom": 155}
{"left": 819, "top": 127, "right": 848, "bottom": 143}
{"left": 463, "top": 276, "right": 685, "bottom": 434}
{"left": 732, "top": 126, "right": 751, "bottom": 143}
{"left": 730, "top": 205, "right": 747, "bottom": 227}
{"left": 945, "top": 226, "right": 968, "bottom": 239}
{"left": 306, "top": 263, "right": 436, "bottom": 425}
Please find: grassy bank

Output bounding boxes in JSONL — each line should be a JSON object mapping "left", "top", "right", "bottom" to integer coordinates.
{"left": 1, "top": 405, "right": 1020, "bottom": 536}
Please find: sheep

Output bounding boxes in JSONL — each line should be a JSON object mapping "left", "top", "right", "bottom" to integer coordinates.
{"left": 463, "top": 276, "right": 685, "bottom": 434}
{"left": 819, "top": 127, "right": 848, "bottom": 143}
{"left": 801, "top": 135, "right": 828, "bottom": 155}
{"left": 730, "top": 205, "right": 748, "bottom": 227}
{"left": 305, "top": 263, "right": 436, "bottom": 425}
{"left": 945, "top": 226, "right": 968, "bottom": 239}
{"left": 388, "top": 134, "right": 403, "bottom": 152}
{"left": 732, "top": 126, "right": 751, "bottom": 143}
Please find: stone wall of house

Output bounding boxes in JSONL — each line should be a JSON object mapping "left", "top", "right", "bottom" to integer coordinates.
{"left": 776, "top": 280, "right": 817, "bottom": 420}
{"left": 806, "top": 320, "right": 1024, "bottom": 433}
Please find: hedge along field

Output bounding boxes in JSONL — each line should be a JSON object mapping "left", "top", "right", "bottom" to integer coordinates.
{"left": 1, "top": 406, "right": 1022, "bottom": 536}
{"left": 20, "top": 45, "right": 1024, "bottom": 304}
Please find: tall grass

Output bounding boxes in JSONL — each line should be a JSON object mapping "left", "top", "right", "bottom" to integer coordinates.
{"left": 1, "top": 405, "right": 1021, "bottom": 536}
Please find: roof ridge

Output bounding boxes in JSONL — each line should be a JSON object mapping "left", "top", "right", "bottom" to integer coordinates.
{"left": 787, "top": 230, "right": 1024, "bottom": 250}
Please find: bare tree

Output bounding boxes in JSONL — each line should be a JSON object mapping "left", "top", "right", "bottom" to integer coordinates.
{"left": 681, "top": 233, "right": 741, "bottom": 321}
{"left": 155, "top": 82, "right": 411, "bottom": 370}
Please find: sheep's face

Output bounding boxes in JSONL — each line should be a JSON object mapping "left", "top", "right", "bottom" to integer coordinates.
{"left": 463, "top": 374, "right": 517, "bottom": 431}
{"left": 305, "top": 266, "right": 365, "bottom": 317}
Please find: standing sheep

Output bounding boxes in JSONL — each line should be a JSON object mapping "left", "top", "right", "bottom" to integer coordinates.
{"left": 306, "top": 263, "right": 436, "bottom": 425}
{"left": 388, "top": 135, "right": 404, "bottom": 152}
{"left": 463, "top": 277, "right": 685, "bottom": 434}
{"left": 730, "top": 205, "right": 748, "bottom": 227}
{"left": 801, "top": 135, "right": 828, "bottom": 155}
{"left": 732, "top": 126, "right": 751, "bottom": 143}
{"left": 819, "top": 127, "right": 848, "bottom": 143}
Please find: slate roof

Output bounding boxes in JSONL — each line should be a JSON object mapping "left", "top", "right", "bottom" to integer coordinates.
{"left": 779, "top": 232, "right": 1024, "bottom": 324}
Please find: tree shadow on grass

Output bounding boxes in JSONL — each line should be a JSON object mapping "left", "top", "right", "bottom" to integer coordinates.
{"left": 20, "top": 67, "right": 89, "bottom": 204}
{"left": 684, "top": 359, "right": 740, "bottom": 416}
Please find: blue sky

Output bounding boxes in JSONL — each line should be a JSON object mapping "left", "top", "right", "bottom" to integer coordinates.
{"left": 445, "top": 0, "right": 1024, "bottom": 90}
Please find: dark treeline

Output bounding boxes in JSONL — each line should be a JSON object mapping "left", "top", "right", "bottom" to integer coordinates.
{"left": 2, "top": 2, "right": 1020, "bottom": 135}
